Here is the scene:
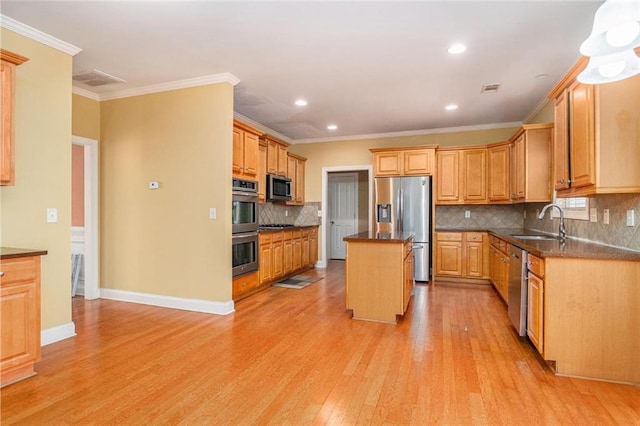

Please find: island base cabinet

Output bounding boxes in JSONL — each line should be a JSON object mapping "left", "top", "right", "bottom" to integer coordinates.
{"left": 345, "top": 239, "right": 412, "bottom": 324}
{"left": 543, "top": 258, "right": 640, "bottom": 385}
{"left": 1, "top": 256, "right": 42, "bottom": 387}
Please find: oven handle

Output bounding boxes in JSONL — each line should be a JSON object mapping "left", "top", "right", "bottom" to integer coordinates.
{"left": 232, "top": 191, "right": 259, "bottom": 200}
{"left": 232, "top": 231, "right": 258, "bottom": 242}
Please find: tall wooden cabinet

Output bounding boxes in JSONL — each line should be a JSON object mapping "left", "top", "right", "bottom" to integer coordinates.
{"left": 508, "top": 124, "right": 553, "bottom": 203}
{"left": 286, "top": 153, "right": 306, "bottom": 206}
{"left": 487, "top": 142, "right": 510, "bottom": 202}
{"left": 549, "top": 58, "right": 640, "bottom": 197}
{"left": 1, "top": 250, "right": 46, "bottom": 387}
{"left": 232, "top": 120, "right": 261, "bottom": 181}
{"left": 1, "top": 49, "right": 29, "bottom": 186}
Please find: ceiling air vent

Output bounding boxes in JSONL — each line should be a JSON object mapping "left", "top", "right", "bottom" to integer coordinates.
{"left": 73, "top": 69, "right": 126, "bottom": 87}
{"left": 480, "top": 83, "right": 501, "bottom": 94}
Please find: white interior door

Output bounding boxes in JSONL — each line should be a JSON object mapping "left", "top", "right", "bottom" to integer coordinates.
{"left": 329, "top": 173, "right": 358, "bottom": 260}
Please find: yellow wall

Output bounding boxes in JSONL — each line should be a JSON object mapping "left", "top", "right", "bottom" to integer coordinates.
{"left": 72, "top": 93, "right": 100, "bottom": 140}
{"left": 0, "top": 29, "right": 73, "bottom": 329}
{"left": 100, "top": 84, "right": 234, "bottom": 301}
{"left": 289, "top": 126, "right": 517, "bottom": 202}
{"left": 525, "top": 100, "right": 554, "bottom": 124}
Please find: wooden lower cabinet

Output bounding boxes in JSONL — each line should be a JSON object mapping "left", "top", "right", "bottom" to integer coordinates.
{"left": 527, "top": 271, "right": 544, "bottom": 354}
{"left": 488, "top": 235, "right": 509, "bottom": 302}
{"left": 238, "top": 227, "right": 319, "bottom": 301}
{"left": 403, "top": 244, "right": 414, "bottom": 312}
{"left": 1, "top": 253, "right": 43, "bottom": 387}
{"left": 435, "top": 232, "right": 488, "bottom": 280}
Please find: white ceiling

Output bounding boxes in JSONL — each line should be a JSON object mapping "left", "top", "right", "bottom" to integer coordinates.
{"left": 1, "top": 1, "right": 602, "bottom": 142}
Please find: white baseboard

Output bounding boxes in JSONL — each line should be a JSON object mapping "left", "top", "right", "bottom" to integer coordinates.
{"left": 315, "top": 260, "right": 327, "bottom": 268}
{"left": 42, "top": 322, "right": 76, "bottom": 346}
{"left": 99, "top": 288, "right": 235, "bottom": 315}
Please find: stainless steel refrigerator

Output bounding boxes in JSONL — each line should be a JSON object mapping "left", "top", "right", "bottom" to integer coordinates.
{"left": 374, "top": 176, "right": 431, "bottom": 282}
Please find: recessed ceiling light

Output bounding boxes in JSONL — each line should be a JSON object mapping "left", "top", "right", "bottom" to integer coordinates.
{"left": 295, "top": 99, "right": 308, "bottom": 106}
{"left": 445, "top": 104, "right": 458, "bottom": 111}
{"left": 327, "top": 124, "right": 338, "bottom": 131}
{"left": 447, "top": 43, "right": 467, "bottom": 54}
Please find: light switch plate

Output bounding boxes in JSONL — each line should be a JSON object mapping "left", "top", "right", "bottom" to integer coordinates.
{"left": 46, "top": 208, "right": 58, "bottom": 223}
{"left": 603, "top": 209, "right": 610, "bottom": 225}
{"left": 317, "top": 210, "right": 322, "bottom": 217}
{"left": 590, "top": 208, "right": 597, "bottom": 223}
{"left": 209, "top": 208, "right": 217, "bottom": 220}
{"left": 464, "top": 210, "right": 471, "bottom": 219}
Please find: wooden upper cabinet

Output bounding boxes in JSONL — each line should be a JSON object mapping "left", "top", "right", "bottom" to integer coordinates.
{"left": 568, "top": 81, "right": 596, "bottom": 189}
{"left": 371, "top": 146, "right": 436, "bottom": 177}
{"left": 508, "top": 124, "right": 553, "bottom": 203}
{"left": 553, "top": 91, "right": 570, "bottom": 191}
{"left": 232, "top": 120, "right": 261, "bottom": 180}
{"left": 461, "top": 148, "right": 487, "bottom": 202}
{"left": 548, "top": 57, "right": 640, "bottom": 197}
{"left": 286, "top": 153, "right": 306, "bottom": 205}
{"left": 436, "top": 147, "right": 487, "bottom": 204}
{"left": 258, "top": 140, "right": 267, "bottom": 203}
{"left": 487, "top": 142, "right": 510, "bottom": 202}
{"left": 1, "top": 49, "right": 29, "bottom": 186}
{"left": 262, "top": 134, "right": 289, "bottom": 177}
{"left": 436, "top": 150, "right": 460, "bottom": 203}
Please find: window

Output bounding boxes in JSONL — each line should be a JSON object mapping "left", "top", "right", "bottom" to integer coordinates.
{"left": 551, "top": 195, "right": 590, "bottom": 220}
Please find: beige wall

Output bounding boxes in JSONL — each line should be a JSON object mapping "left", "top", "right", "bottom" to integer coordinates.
{"left": 525, "top": 100, "right": 554, "bottom": 124}
{"left": 72, "top": 94, "right": 101, "bottom": 140}
{"left": 289, "top": 126, "right": 517, "bottom": 202}
{"left": 100, "top": 84, "right": 234, "bottom": 301}
{"left": 0, "top": 29, "right": 73, "bottom": 329}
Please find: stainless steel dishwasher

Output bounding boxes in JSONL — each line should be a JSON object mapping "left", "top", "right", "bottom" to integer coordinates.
{"left": 507, "top": 244, "right": 528, "bottom": 336}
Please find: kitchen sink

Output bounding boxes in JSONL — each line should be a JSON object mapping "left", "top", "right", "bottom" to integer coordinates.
{"left": 510, "top": 234, "right": 559, "bottom": 241}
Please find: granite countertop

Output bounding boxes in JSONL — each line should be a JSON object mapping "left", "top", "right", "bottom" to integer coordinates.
{"left": 343, "top": 231, "right": 414, "bottom": 243}
{"left": 1, "top": 247, "right": 48, "bottom": 259}
{"left": 435, "top": 228, "right": 640, "bottom": 261}
{"left": 258, "top": 224, "right": 319, "bottom": 231}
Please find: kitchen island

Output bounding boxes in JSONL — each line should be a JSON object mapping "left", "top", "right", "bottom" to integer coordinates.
{"left": 343, "top": 231, "right": 414, "bottom": 323}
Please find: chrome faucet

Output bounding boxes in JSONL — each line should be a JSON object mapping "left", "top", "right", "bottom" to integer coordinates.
{"left": 538, "top": 204, "right": 567, "bottom": 241}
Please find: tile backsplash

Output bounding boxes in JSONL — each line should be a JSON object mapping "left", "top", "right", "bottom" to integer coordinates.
{"left": 259, "top": 201, "right": 321, "bottom": 226}
{"left": 524, "top": 194, "right": 640, "bottom": 252}
{"left": 436, "top": 205, "right": 524, "bottom": 229}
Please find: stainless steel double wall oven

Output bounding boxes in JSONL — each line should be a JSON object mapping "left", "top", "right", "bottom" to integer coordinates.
{"left": 232, "top": 178, "right": 259, "bottom": 277}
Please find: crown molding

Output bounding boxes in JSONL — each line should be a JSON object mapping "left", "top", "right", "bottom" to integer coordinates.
{"left": 293, "top": 121, "right": 523, "bottom": 144}
{"left": 233, "top": 112, "right": 293, "bottom": 144}
{"left": 72, "top": 86, "right": 101, "bottom": 101}
{"left": 99, "top": 73, "right": 240, "bottom": 101}
{"left": 0, "top": 14, "right": 81, "bottom": 56}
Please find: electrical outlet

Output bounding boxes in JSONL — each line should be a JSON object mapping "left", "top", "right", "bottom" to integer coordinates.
{"left": 209, "top": 208, "right": 217, "bottom": 220}
{"left": 285, "top": 210, "right": 289, "bottom": 217}
{"left": 590, "top": 208, "right": 597, "bottom": 223}
{"left": 627, "top": 210, "right": 635, "bottom": 227}
{"left": 317, "top": 210, "right": 322, "bottom": 217}
{"left": 603, "top": 209, "right": 610, "bottom": 225}
{"left": 464, "top": 210, "right": 471, "bottom": 219}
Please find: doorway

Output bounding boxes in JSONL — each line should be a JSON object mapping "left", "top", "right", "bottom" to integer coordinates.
{"left": 321, "top": 166, "right": 373, "bottom": 265}
{"left": 71, "top": 136, "right": 99, "bottom": 300}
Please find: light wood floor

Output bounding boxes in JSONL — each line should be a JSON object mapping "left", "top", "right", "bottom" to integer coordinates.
{"left": 2, "top": 260, "right": 639, "bottom": 425}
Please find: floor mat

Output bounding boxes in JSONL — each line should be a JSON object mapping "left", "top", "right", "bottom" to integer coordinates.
{"left": 272, "top": 275, "right": 323, "bottom": 289}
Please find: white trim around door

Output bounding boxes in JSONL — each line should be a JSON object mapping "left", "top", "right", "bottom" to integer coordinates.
{"left": 320, "top": 165, "right": 373, "bottom": 268}
{"left": 72, "top": 136, "right": 99, "bottom": 300}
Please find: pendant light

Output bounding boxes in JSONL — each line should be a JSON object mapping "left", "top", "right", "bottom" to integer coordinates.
{"left": 577, "top": 0, "right": 640, "bottom": 84}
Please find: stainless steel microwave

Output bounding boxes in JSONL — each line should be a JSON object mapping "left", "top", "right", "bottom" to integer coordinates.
{"left": 266, "top": 174, "right": 292, "bottom": 202}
